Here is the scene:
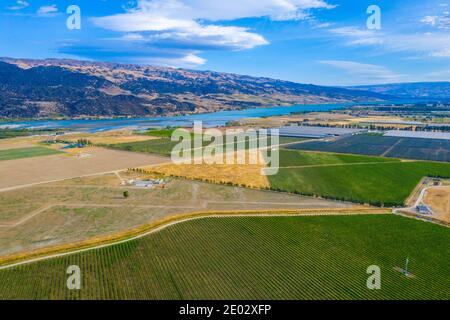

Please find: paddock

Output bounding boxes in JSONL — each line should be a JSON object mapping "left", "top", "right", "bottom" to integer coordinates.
{"left": 0, "top": 147, "right": 170, "bottom": 191}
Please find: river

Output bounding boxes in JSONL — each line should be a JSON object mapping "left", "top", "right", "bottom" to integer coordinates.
{"left": 0, "top": 102, "right": 372, "bottom": 132}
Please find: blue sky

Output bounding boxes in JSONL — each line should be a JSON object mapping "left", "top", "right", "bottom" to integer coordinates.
{"left": 1, "top": 0, "right": 450, "bottom": 85}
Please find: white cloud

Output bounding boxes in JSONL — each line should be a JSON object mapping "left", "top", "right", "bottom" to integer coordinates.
{"left": 176, "top": 53, "right": 206, "bottom": 66}
{"left": 329, "top": 26, "right": 384, "bottom": 46}
{"left": 37, "top": 5, "right": 58, "bottom": 16}
{"left": 426, "top": 69, "right": 450, "bottom": 79}
{"left": 319, "top": 60, "right": 405, "bottom": 84}
{"left": 421, "top": 6, "right": 450, "bottom": 29}
{"left": 329, "top": 25, "right": 450, "bottom": 59}
{"left": 7, "top": 0, "right": 29, "bottom": 10}
{"left": 124, "top": 0, "right": 335, "bottom": 22}
{"left": 146, "top": 25, "right": 269, "bottom": 50}
{"left": 329, "top": 26, "right": 375, "bottom": 37}
{"left": 313, "top": 22, "right": 332, "bottom": 29}
{"left": 128, "top": 53, "right": 207, "bottom": 68}
{"left": 91, "top": 0, "right": 335, "bottom": 66}
{"left": 421, "top": 15, "right": 438, "bottom": 27}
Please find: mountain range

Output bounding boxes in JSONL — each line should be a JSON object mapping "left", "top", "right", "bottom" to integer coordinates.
{"left": 348, "top": 82, "right": 450, "bottom": 100}
{"left": 0, "top": 57, "right": 446, "bottom": 119}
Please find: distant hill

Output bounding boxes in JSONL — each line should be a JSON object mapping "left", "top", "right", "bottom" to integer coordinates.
{"left": 348, "top": 82, "right": 450, "bottom": 100}
{"left": 0, "top": 57, "right": 391, "bottom": 118}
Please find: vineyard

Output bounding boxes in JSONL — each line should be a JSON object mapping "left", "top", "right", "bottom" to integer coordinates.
{"left": 0, "top": 214, "right": 448, "bottom": 300}
{"left": 288, "top": 134, "right": 450, "bottom": 162}
{"left": 269, "top": 155, "right": 450, "bottom": 206}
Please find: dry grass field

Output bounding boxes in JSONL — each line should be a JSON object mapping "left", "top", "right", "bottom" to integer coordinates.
{"left": 141, "top": 149, "right": 271, "bottom": 188}
{"left": 64, "top": 129, "right": 158, "bottom": 145}
{"left": 0, "top": 135, "right": 45, "bottom": 150}
{"left": 145, "top": 163, "right": 270, "bottom": 188}
{"left": 424, "top": 187, "right": 450, "bottom": 223}
{"left": 0, "top": 172, "right": 354, "bottom": 256}
{"left": 0, "top": 147, "right": 170, "bottom": 191}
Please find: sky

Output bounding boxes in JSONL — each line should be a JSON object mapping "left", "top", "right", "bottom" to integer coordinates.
{"left": 1, "top": 0, "right": 450, "bottom": 86}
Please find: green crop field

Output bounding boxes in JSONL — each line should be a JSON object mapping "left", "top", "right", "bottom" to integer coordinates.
{"left": 110, "top": 135, "right": 302, "bottom": 156}
{"left": 0, "top": 215, "right": 448, "bottom": 300}
{"left": 0, "top": 147, "right": 62, "bottom": 161}
{"left": 110, "top": 138, "right": 180, "bottom": 155}
{"left": 269, "top": 150, "right": 450, "bottom": 206}
{"left": 278, "top": 149, "right": 398, "bottom": 167}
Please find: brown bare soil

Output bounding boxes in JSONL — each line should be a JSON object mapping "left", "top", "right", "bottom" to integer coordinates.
{"left": 424, "top": 187, "right": 450, "bottom": 223}
{"left": 0, "top": 147, "right": 170, "bottom": 191}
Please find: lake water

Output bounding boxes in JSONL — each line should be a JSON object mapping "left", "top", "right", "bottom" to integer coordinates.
{"left": 0, "top": 102, "right": 368, "bottom": 132}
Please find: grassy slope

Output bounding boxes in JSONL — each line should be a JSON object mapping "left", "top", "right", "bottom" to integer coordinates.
{"left": 0, "top": 147, "right": 62, "bottom": 161}
{"left": 0, "top": 215, "right": 448, "bottom": 300}
{"left": 268, "top": 150, "right": 450, "bottom": 206}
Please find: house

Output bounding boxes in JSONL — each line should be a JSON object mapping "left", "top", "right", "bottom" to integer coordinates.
{"left": 129, "top": 179, "right": 165, "bottom": 189}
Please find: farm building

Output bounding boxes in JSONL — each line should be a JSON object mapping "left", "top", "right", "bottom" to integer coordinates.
{"left": 416, "top": 205, "right": 432, "bottom": 215}
{"left": 126, "top": 179, "right": 165, "bottom": 189}
{"left": 278, "top": 125, "right": 367, "bottom": 139}
{"left": 384, "top": 130, "right": 450, "bottom": 141}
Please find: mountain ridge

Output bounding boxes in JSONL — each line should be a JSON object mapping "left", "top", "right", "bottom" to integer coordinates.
{"left": 0, "top": 57, "right": 394, "bottom": 119}
{"left": 347, "top": 82, "right": 450, "bottom": 100}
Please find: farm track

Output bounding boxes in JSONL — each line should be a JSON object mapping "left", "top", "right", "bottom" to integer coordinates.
{"left": 381, "top": 138, "right": 405, "bottom": 157}
{"left": 0, "top": 208, "right": 387, "bottom": 270}
{"left": 0, "top": 199, "right": 359, "bottom": 228}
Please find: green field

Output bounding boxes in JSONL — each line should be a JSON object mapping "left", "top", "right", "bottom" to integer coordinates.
{"left": 110, "top": 135, "right": 303, "bottom": 156}
{"left": 0, "top": 215, "right": 448, "bottom": 300}
{"left": 0, "top": 147, "right": 62, "bottom": 161}
{"left": 269, "top": 150, "right": 450, "bottom": 206}
{"left": 110, "top": 138, "right": 180, "bottom": 155}
{"left": 0, "top": 128, "right": 63, "bottom": 140}
{"left": 278, "top": 149, "right": 398, "bottom": 167}
{"left": 141, "top": 128, "right": 178, "bottom": 138}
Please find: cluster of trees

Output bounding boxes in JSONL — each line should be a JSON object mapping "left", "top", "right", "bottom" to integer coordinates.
{"left": 297, "top": 122, "right": 402, "bottom": 130}
{"left": 416, "top": 126, "right": 450, "bottom": 132}
{"left": 297, "top": 122, "right": 450, "bottom": 133}
{"left": 266, "top": 186, "right": 402, "bottom": 208}
{"left": 76, "top": 138, "right": 92, "bottom": 146}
